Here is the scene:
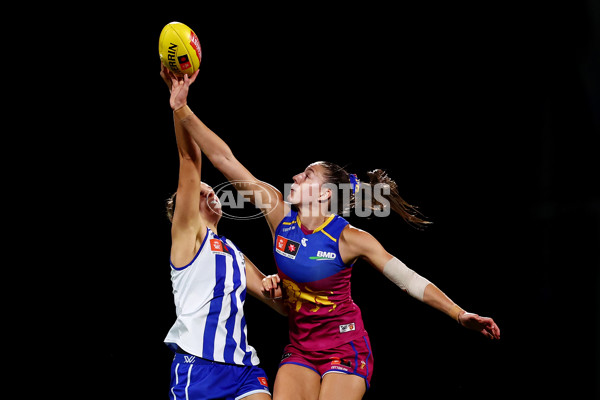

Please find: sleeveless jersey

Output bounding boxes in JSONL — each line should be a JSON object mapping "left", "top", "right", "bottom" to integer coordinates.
{"left": 273, "top": 210, "right": 368, "bottom": 351}
{"left": 165, "top": 228, "right": 260, "bottom": 366}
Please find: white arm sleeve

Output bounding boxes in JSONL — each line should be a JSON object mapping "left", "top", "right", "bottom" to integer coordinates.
{"left": 382, "top": 257, "right": 431, "bottom": 301}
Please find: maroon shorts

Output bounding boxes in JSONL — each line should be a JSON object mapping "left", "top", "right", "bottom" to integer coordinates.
{"left": 279, "top": 335, "right": 374, "bottom": 388}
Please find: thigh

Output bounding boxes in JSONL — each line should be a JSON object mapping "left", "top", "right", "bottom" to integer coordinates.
{"left": 273, "top": 363, "right": 321, "bottom": 400}
{"left": 319, "top": 373, "right": 366, "bottom": 400}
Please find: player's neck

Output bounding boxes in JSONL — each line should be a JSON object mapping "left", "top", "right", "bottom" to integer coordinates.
{"left": 207, "top": 222, "right": 218, "bottom": 235}
{"left": 297, "top": 208, "right": 331, "bottom": 231}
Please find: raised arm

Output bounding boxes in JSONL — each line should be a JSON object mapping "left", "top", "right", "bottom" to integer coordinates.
{"left": 339, "top": 226, "right": 501, "bottom": 340}
{"left": 162, "top": 68, "right": 207, "bottom": 267}
{"left": 166, "top": 71, "right": 287, "bottom": 236}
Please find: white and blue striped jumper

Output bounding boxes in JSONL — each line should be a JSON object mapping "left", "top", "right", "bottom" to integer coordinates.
{"left": 164, "top": 227, "right": 260, "bottom": 366}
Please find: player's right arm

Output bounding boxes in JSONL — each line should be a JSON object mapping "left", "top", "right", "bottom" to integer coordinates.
{"left": 163, "top": 68, "right": 207, "bottom": 267}
{"left": 167, "top": 73, "right": 287, "bottom": 237}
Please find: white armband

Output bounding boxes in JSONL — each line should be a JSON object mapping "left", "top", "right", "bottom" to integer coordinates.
{"left": 382, "top": 257, "right": 431, "bottom": 301}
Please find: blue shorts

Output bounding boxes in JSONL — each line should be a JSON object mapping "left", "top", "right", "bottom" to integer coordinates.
{"left": 169, "top": 353, "right": 271, "bottom": 400}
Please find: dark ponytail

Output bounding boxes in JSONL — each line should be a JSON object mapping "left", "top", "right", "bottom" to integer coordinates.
{"left": 317, "top": 161, "right": 431, "bottom": 229}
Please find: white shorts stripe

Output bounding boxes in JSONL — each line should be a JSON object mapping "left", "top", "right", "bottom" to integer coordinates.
{"left": 171, "top": 363, "right": 180, "bottom": 400}
{"left": 235, "top": 388, "right": 271, "bottom": 400}
{"left": 185, "top": 364, "right": 193, "bottom": 400}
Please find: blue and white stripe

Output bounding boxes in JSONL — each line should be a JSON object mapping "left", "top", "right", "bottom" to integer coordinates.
{"left": 165, "top": 228, "right": 259, "bottom": 366}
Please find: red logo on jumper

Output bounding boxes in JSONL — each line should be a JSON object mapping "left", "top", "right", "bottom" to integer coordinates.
{"left": 258, "top": 377, "right": 268, "bottom": 386}
{"left": 210, "top": 239, "right": 223, "bottom": 252}
{"left": 329, "top": 357, "right": 352, "bottom": 369}
{"left": 276, "top": 236, "right": 287, "bottom": 252}
{"left": 210, "top": 239, "right": 230, "bottom": 255}
{"left": 275, "top": 235, "right": 300, "bottom": 259}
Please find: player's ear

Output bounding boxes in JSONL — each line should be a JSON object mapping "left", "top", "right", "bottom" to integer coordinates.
{"left": 318, "top": 184, "right": 333, "bottom": 202}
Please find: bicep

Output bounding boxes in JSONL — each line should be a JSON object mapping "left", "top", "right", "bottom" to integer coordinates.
{"left": 340, "top": 226, "right": 393, "bottom": 271}
{"left": 171, "top": 157, "right": 206, "bottom": 235}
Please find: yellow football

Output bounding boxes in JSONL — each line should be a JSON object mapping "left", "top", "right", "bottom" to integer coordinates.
{"left": 159, "top": 22, "right": 202, "bottom": 76}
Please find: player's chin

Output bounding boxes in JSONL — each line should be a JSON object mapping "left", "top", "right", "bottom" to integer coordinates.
{"left": 211, "top": 207, "right": 223, "bottom": 219}
{"left": 201, "top": 205, "right": 222, "bottom": 223}
{"left": 286, "top": 191, "right": 300, "bottom": 204}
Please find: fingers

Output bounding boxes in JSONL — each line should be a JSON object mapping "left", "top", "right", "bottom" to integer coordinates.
{"left": 160, "top": 63, "right": 173, "bottom": 91}
{"left": 261, "top": 274, "right": 281, "bottom": 298}
{"left": 189, "top": 69, "right": 200, "bottom": 83}
{"left": 478, "top": 316, "right": 501, "bottom": 340}
{"left": 481, "top": 329, "right": 494, "bottom": 339}
{"left": 171, "top": 71, "right": 182, "bottom": 87}
{"left": 461, "top": 313, "right": 501, "bottom": 340}
{"left": 485, "top": 319, "right": 500, "bottom": 340}
{"left": 262, "top": 274, "right": 280, "bottom": 290}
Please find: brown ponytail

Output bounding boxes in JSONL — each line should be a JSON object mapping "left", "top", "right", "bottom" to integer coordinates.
{"left": 365, "top": 168, "right": 431, "bottom": 229}
{"left": 316, "top": 161, "right": 431, "bottom": 229}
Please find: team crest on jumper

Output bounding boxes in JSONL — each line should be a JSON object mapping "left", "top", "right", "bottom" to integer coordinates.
{"left": 282, "top": 279, "right": 337, "bottom": 313}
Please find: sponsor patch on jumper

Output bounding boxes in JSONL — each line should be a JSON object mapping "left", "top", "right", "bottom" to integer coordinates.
{"left": 339, "top": 323, "right": 356, "bottom": 333}
{"left": 309, "top": 250, "right": 337, "bottom": 260}
{"left": 210, "top": 239, "right": 232, "bottom": 256}
{"left": 330, "top": 357, "right": 352, "bottom": 368}
{"left": 258, "top": 377, "right": 268, "bottom": 387}
{"left": 275, "top": 235, "right": 300, "bottom": 259}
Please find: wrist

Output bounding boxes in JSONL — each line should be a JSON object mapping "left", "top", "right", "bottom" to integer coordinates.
{"left": 448, "top": 304, "right": 465, "bottom": 324}
{"left": 173, "top": 105, "right": 193, "bottom": 119}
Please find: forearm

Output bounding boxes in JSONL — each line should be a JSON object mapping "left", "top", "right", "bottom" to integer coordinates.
{"left": 245, "top": 258, "right": 289, "bottom": 317}
{"left": 422, "top": 283, "right": 465, "bottom": 323}
{"left": 246, "top": 282, "right": 288, "bottom": 316}
{"left": 382, "top": 257, "right": 464, "bottom": 322}
{"left": 174, "top": 106, "right": 234, "bottom": 168}
{"left": 254, "top": 295, "right": 288, "bottom": 317}
{"left": 374, "top": 250, "right": 498, "bottom": 338}
{"left": 173, "top": 108, "right": 201, "bottom": 161}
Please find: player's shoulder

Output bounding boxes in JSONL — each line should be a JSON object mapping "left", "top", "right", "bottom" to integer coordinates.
{"left": 339, "top": 224, "right": 389, "bottom": 265}
{"left": 339, "top": 224, "right": 379, "bottom": 251}
{"left": 340, "top": 223, "right": 371, "bottom": 239}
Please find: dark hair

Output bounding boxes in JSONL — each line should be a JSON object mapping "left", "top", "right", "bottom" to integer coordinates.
{"left": 166, "top": 192, "right": 177, "bottom": 223}
{"left": 316, "top": 161, "right": 431, "bottom": 229}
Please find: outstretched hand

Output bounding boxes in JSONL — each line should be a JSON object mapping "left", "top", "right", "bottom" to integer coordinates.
{"left": 160, "top": 64, "right": 200, "bottom": 111}
{"left": 458, "top": 312, "right": 501, "bottom": 340}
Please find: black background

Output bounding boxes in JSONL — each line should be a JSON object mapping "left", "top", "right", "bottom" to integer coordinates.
{"left": 51, "top": 2, "right": 599, "bottom": 399}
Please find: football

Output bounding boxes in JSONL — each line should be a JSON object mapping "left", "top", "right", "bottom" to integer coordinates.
{"left": 159, "top": 22, "right": 202, "bottom": 76}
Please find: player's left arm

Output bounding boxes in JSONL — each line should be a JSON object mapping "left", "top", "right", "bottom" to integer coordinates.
{"left": 244, "top": 255, "right": 288, "bottom": 316}
{"left": 339, "top": 226, "right": 500, "bottom": 340}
